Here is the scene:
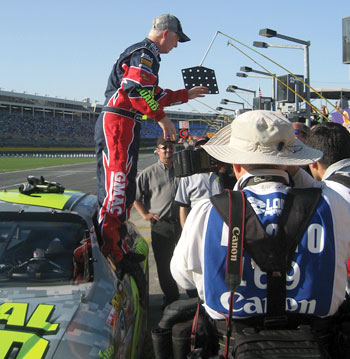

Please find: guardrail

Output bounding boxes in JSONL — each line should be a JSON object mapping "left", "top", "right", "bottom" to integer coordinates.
{"left": 0, "top": 146, "right": 156, "bottom": 158}
{"left": 0, "top": 152, "right": 95, "bottom": 158}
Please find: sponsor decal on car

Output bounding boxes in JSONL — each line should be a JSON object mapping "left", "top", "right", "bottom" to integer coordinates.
{"left": 98, "top": 345, "right": 115, "bottom": 359}
{"left": 106, "top": 306, "right": 118, "bottom": 327}
{"left": 0, "top": 302, "right": 59, "bottom": 359}
{"left": 111, "top": 285, "right": 127, "bottom": 313}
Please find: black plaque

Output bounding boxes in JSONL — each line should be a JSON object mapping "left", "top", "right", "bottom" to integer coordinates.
{"left": 181, "top": 66, "right": 219, "bottom": 94}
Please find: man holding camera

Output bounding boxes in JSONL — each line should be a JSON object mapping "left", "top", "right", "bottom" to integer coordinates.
{"left": 170, "top": 110, "right": 350, "bottom": 357}
{"left": 174, "top": 136, "right": 223, "bottom": 228}
{"left": 134, "top": 136, "right": 181, "bottom": 309}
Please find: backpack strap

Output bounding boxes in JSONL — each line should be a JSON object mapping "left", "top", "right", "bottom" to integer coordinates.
{"left": 327, "top": 173, "right": 350, "bottom": 188}
{"left": 263, "top": 188, "right": 322, "bottom": 320}
{"left": 280, "top": 188, "right": 322, "bottom": 270}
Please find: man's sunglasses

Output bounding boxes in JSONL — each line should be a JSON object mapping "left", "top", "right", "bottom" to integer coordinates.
{"left": 158, "top": 144, "right": 175, "bottom": 150}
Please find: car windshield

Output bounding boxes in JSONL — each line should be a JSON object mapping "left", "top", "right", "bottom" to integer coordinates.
{"left": 0, "top": 218, "right": 92, "bottom": 286}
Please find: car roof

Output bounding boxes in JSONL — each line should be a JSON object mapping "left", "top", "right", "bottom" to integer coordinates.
{"left": 0, "top": 189, "right": 98, "bottom": 228}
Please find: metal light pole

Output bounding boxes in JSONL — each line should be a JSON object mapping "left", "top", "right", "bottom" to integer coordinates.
{"left": 237, "top": 72, "right": 270, "bottom": 79}
{"left": 226, "top": 85, "right": 256, "bottom": 97}
{"left": 255, "top": 29, "right": 311, "bottom": 126}
{"left": 226, "top": 85, "right": 255, "bottom": 109}
{"left": 216, "top": 106, "right": 237, "bottom": 113}
{"left": 220, "top": 99, "right": 245, "bottom": 108}
{"left": 239, "top": 66, "right": 276, "bottom": 110}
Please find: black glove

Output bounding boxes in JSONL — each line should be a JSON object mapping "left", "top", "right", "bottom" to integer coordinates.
{"left": 123, "top": 251, "right": 145, "bottom": 263}
{"left": 117, "top": 251, "right": 147, "bottom": 306}
{"left": 117, "top": 251, "right": 145, "bottom": 276}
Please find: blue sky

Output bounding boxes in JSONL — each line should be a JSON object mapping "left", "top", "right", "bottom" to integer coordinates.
{"left": 1, "top": 1, "right": 349, "bottom": 115}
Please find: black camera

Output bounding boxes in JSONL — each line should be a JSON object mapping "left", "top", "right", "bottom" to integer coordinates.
{"left": 173, "top": 148, "right": 224, "bottom": 177}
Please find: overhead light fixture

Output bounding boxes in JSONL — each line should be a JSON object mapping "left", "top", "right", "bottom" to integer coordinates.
{"left": 240, "top": 66, "right": 253, "bottom": 72}
{"left": 253, "top": 41, "right": 269, "bottom": 48}
{"left": 259, "top": 28, "right": 277, "bottom": 38}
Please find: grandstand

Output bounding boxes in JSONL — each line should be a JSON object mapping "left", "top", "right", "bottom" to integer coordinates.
{"left": 0, "top": 90, "right": 228, "bottom": 148}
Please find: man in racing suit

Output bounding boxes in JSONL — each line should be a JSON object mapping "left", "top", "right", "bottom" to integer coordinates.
{"left": 94, "top": 14, "right": 208, "bottom": 265}
{"left": 170, "top": 110, "right": 350, "bottom": 357}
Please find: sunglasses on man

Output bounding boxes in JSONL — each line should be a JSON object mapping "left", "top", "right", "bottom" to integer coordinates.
{"left": 158, "top": 144, "right": 175, "bottom": 150}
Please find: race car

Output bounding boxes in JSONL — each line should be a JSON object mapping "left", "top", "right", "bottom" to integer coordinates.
{"left": 0, "top": 176, "right": 149, "bottom": 359}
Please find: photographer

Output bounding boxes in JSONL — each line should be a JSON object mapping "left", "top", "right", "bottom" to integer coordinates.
{"left": 174, "top": 136, "right": 223, "bottom": 228}
{"left": 170, "top": 110, "right": 350, "bottom": 358}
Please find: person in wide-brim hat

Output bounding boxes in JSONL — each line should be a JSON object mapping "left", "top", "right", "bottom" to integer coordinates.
{"left": 203, "top": 110, "right": 322, "bottom": 166}
{"left": 171, "top": 109, "right": 350, "bottom": 352}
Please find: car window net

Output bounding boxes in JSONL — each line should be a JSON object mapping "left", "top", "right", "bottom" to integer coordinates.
{"left": 0, "top": 220, "right": 92, "bottom": 285}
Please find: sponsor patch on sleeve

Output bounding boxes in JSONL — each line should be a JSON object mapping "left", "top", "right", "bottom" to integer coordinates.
{"left": 140, "top": 56, "right": 153, "bottom": 69}
{"left": 140, "top": 73, "right": 149, "bottom": 81}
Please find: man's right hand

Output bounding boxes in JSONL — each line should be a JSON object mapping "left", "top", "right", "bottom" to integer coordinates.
{"left": 158, "top": 116, "right": 177, "bottom": 142}
{"left": 144, "top": 212, "right": 159, "bottom": 222}
{"left": 188, "top": 86, "right": 209, "bottom": 99}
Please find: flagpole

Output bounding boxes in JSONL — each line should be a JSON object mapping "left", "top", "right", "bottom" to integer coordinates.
{"left": 258, "top": 86, "right": 262, "bottom": 109}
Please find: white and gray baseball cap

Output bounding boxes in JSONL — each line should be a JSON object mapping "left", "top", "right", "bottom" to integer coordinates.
{"left": 152, "top": 14, "right": 190, "bottom": 42}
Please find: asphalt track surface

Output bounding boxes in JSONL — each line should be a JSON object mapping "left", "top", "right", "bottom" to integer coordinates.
{"left": 0, "top": 154, "right": 187, "bottom": 356}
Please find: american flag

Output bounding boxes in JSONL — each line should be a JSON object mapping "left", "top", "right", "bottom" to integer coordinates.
{"left": 258, "top": 86, "right": 262, "bottom": 98}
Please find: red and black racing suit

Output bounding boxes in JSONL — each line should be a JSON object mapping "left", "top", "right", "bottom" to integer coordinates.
{"left": 94, "top": 38, "right": 188, "bottom": 262}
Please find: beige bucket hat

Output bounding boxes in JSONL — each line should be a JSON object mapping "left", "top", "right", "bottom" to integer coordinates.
{"left": 203, "top": 110, "right": 323, "bottom": 166}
